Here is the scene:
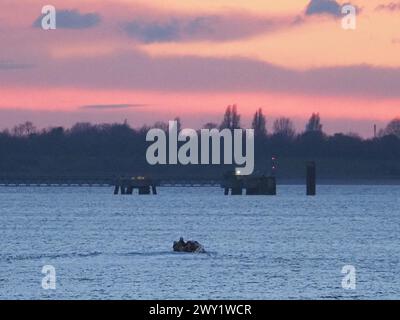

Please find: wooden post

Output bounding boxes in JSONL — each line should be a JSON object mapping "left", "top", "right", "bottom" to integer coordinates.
{"left": 246, "top": 187, "right": 257, "bottom": 195}
{"left": 268, "top": 177, "right": 277, "bottom": 196}
{"left": 114, "top": 185, "right": 119, "bottom": 195}
{"left": 306, "top": 161, "right": 316, "bottom": 196}
{"left": 231, "top": 187, "right": 242, "bottom": 195}
{"left": 139, "top": 186, "right": 151, "bottom": 195}
{"left": 151, "top": 185, "right": 157, "bottom": 195}
{"left": 127, "top": 186, "right": 134, "bottom": 195}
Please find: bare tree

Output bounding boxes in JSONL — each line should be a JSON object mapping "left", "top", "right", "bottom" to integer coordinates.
{"left": 220, "top": 105, "right": 232, "bottom": 129}
{"left": 12, "top": 121, "right": 37, "bottom": 137}
{"left": 273, "top": 117, "right": 296, "bottom": 139}
{"left": 305, "top": 113, "right": 323, "bottom": 132}
{"left": 70, "top": 122, "right": 93, "bottom": 134}
{"left": 220, "top": 105, "right": 241, "bottom": 130}
{"left": 231, "top": 105, "right": 241, "bottom": 129}
{"left": 252, "top": 108, "right": 267, "bottom": 137}
{"left": 203, "top": 122, "right": 218, "bottom": 130}
{"left": 152, "top": 121, "right": 169, "bottom": 132}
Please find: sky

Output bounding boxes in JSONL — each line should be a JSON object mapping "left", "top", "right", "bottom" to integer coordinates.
{"left": 1, "top": 0, "right": 400, "bottom": 136}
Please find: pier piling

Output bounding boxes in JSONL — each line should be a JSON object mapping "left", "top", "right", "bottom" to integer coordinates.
{"left": 113, "top": 177, "right": 158, "bottom": 195}
{"left": 126, "top": 186, "right": 133, "bottom": 194}
{"left": 222, "top": 172, "right": 276, "bottom": 196}
{"left": 306, "top": 161, "right": 316, "bottom": 196}
{"left": 138, "top": 186, "right": 151, "bottom": 195}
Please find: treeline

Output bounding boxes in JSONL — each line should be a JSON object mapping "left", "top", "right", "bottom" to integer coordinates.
{"left": 1, "top": 106, "right": 400, "bottom": 181}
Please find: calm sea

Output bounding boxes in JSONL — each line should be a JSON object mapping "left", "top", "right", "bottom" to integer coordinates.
{"left": 0, "top": 185, "right": 399, "bottom": 299}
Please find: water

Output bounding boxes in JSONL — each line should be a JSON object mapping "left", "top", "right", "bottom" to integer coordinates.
{"left": 0, "top": 185, "right": 399, "bottom": 300}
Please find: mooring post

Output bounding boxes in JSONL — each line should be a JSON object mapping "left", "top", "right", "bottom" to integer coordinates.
{"left": 268, "top": 177, "right": 277, "bottom": 196}
{"left": 113, "top": 185, "right": 119, "bottom": 195}
{"left": 306, "top": 161, "right": 316, "bottom": 196}
{"left": 151, "top": 185, "right": 157, "bottom": 195}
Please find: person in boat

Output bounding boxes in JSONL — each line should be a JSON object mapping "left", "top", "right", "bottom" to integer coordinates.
{"left": 173, "top": 237, "right": 205, "bottom": 253}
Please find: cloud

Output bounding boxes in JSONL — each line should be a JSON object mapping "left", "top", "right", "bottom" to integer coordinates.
{"left": 305, "top": 0, "right": 342, "bottom": 16}
{"left": 79, "top": 104, "right": 147, "bottom": 110}
{"left": 124, "top": 15, "right": 294, "bottom": 43}
{"left": 376, "top": 2, "right": 400, "bottom": 11}
{"left": 5, "top": 49, "right": 400, "bottom": 99}
{"left": 33, "top": 9, "right": 101, "bottom": 29}
{"left": 125, "top": 20, "right": 180, "bottom": 43}
{"left": 0, "top": 60, "right": 33, "bottom": 70}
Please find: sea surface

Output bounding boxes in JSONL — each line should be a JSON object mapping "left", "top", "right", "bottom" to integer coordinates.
{"left": 0, "top": 185, "right": 399, "bottom": 300}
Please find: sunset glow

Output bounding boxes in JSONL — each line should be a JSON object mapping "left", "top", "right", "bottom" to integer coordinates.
{"left": 1, "top": 0, "right": 400, "bottom": 136}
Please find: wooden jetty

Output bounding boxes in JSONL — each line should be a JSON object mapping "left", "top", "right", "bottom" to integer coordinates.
{"left": 221, "top": 171, "right": 277, "bottom": 196}
{"left": 113, "top": 176, "right": 158, "bottom": 195}
{"left": 0, "top": 161, "right": 316, "bottom": 197}
{"left": 0, "top": 175, "right": 219, "bottom": 188}
{"left": 0, "top": 175, "right": 114, "bottom": 187}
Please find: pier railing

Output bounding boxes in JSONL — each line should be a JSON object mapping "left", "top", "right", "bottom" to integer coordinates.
{"left": 0, "top": 175, "right": 223, "bottom": 187}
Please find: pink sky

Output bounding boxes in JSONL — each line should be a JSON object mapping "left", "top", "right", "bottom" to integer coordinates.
{"left": 1, "top": 0, "right": 400, "bottom": 136}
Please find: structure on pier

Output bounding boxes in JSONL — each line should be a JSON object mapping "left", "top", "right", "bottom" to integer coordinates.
{"left": 114, "top": 176, "right": 158, "bottom": 195}
{"left": 221, "top": 171, "right": 276, "bottom": 196}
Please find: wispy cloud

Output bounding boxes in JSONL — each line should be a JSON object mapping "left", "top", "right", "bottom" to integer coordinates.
{"left": 0, "top": 60, "right": 33, "bottom": 70}
{"left": 4, "top": 49, "right": 400, "bottom": 99}
{"left": 375, "top": 2, "right": 400, "bottom": 11}
{"left": 124, "top": 14, "right": 295, "bottom": 43}
{"left": 79, "top": 104, "right": 147, "bottom": 110}
{"left": 33, "top": 9, "right": 101, "bottom": 29}
{"left": 125, "top": 20, "right": 181, "bottom": 43}
{"left": 305, "top": 0, "right": 342, "bottom": 17}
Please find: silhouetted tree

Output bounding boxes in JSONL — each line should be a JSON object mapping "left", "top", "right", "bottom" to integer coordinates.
{"left": 2, "top": 110, "right": 400, "bottom": 180}
{"left": 252, "top": 108, "right": 267, "bottom": 137}
{"left": 305, "top": 113, "right": 323, "bottom": 132}
{"left": 1, "top": 128, "right": 10, "bottom": 136}
{"left": 45, "top": 126, "right": 65, "bottom": 136}
{"left": 70, "top": 122, "right": 93, "bottom": 134}
{"left": 220, "top": 106, "right": 231, "bottom": 129}
{"left": 152, "top": 121, "right": 169, "bottom": 132}
{"left": 231, "top": 105, "right": 241, "bottom": 129}
{"left": 174, "top": 117, "right": 182, "bottom": 132}
{"left": 12, "top": 121, "right": 37, "bottom": 137}
{"left": 203, "top": 122, "right": 218, "bottom": 130}
{"left": 273, "top": 117, "right": 295, "bottom": 139}
{"left": 380, "top": 118, "right": 400, "bottom": 138}
{"left": 220, "top": 105, "right": 241, "bottom": 130}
